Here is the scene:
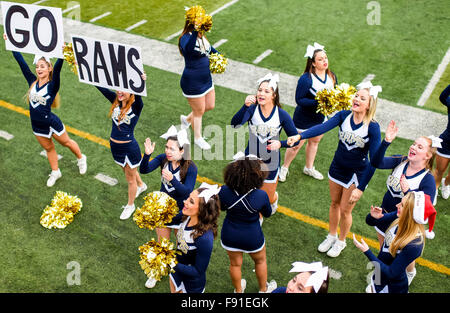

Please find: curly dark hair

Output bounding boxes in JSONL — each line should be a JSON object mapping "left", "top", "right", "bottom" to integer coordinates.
{"left": 223, "top": 158, "right": 268, "bottom": 195}
{"left": 183, "top": 188, "right": 221, "bottom": 240}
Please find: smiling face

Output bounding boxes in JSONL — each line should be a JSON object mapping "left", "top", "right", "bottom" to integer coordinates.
{"left": 35, "top": 59, "right": 52, "bottom": 80}
{"left": 182, "top": 190, "right": 200, "bottom": 217}
{"left": 352, "top": 89, "right": 371, "bottom": 114}
{"left": 408, "top": 137, "right": 432, "bottom": 165}
{"left": 312, "top": 50, "right": 328, "bottom": 72}
{"left": 116, "top": 90, "right": 131, "bottom": 102}
{"left": 286, "top": 272, "right": 313, "bottom": 293}
{"left": 165, "top": 139, "right": 183, "bottom": 162}
{"left": 256, "top": 81, "right": 275, "bottom": 106}
{"left": 396, "top": 195, "right": 407, "bottom": 217}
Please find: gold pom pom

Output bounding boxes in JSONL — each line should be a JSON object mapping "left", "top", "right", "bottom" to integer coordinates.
{"left": 334, "top": 83, "right": 357, "bottom": 111}
{"left": 138, "top": 238, "right": 181, "bottom": 281}
{"left": 63, "top": 43, "right": 78, "bottom": 75}
{"left": 185, "top": 5, "right": 212, "bottom": 32}
{"left": 315, "top": 88, "right": 337, "bottom": 116}
{"left": 40, "top": 191, "right": 82, "bottom": 229}
{"left": 315, "top": 83, "right": 357, "bottom": 116}
{"left": 209, "top": 52, "right": 228, "bottom": 74}
{"left": 133, "top": 191, "right": 179, "bottom": 230}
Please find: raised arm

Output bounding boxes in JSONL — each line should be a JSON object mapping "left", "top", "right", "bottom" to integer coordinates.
{"left": 301, "top": 110, "right": 347, "bottom": 140}
{"left": 231, "top": 101, "right": 256, "bottom": 128}
{"left": 47, "top": 58, "right": 63, "bottom": 95}
{"left": 95, "top": 86, "right": 117, "bottom": 103}
{"left": 179, "top": 31, "right": 198, "bottom": 56}
{"left": 12, "top": 51, "right": 36, "bottom": 86}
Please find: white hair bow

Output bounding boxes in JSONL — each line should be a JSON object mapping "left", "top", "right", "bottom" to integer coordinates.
{"left": 160, "top": 125, "right": 190, "bottom": 147}
{"left": 257, "top": 73, "right": 279, "bottom": 91}
{"left": 356, "top": 80, "right": 382, "bottom": 99}
{"left": 304, "top": 42, "right": 325, "bottom": 59}
{"left": 232, "top": 151, "right": 260, "bottom": 162}
{"left": 290, "top": 261, "right": 329, "bottom": 293}
{"left": 427, "top": 135, "right": 443, "bottom": 148}
{"left": 33, "top": 55, "right": 51, "bottom": 64}
{"left": 198, "top": 182, "right": 221, "bottom": 202}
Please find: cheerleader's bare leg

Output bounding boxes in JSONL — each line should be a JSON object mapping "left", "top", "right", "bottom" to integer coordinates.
{"left": 52, "top": 131, "right": 82, "bottom": 159}
{"left": 187, "top": 96, "right": 206, "bottom": 140}
{"left": 156, "top": 227, "right": 172, "bottom": 242}
{"left": 337, "top": 184, "right": 358, "bottom": 241}
{"left": 304, "top": 134, "right": 323, "bottom": 169}
{"left": 328, "top": 179, "right": 343, "bottom": 236}
{"left": 249, "top": 246, "right": 269, "bottom": 292}
{"left": 36, "top": 135, "right": 59, "bottom": 170}
{"left": 282, "top": 140, "right": 305, "bottom": 168}
{"left": 227, "top": 250, "right": 244, "bottom": 292}
{"left": 434, "top": 155, "right": 450, "bottom": 189}
{"left": 123, "top": 164, "right": 138, "bottom": 206}
{"left": 204, "top": 89, "right": 215, "bottom": 113}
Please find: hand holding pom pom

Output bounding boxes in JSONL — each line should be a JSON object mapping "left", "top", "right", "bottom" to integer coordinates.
{"left": 209, "top": 52, "right": 228, "bottom": 74}
{"left": 133, "top": 191, "right": 179, "bottom": 230}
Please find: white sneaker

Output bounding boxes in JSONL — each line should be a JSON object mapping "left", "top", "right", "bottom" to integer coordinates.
{"left": 194, "top": 137, "right": 211, "bottom": 150}
{"left": 318, "top": 234, "right": 337, "bottom": 253}
{"left": 365, "top": 284, "right": 373, "bottom": 293}
{"left": 259, "top": 280, "right": 277, "bottom": 293}
{"left": 136, "top": 183, "right": 148, "bottom": 198}
{"left": 259, "top": 217, "right": 264, "bottom": 226}
{"left": 278, "top": 166, "right": 289, "bottom": 182}
{"left": 406, "top": 268, "right": 416, "bottom": 286}
{"left": 180, "top": 114, "right": 191, "bottom": 129}
{"left": 441, "top": 178, "right": 450, "bottom": 200}
{"left": 47, "top": 169, "right": 62, "bottom": 187}
{"left": 303, "top": 166, "right": 324, "bottom": 180}
{"left": 145, "top": 277, "right": 157, "bottom": 289}
{"left": 77, "top": 154, "right": 87, "bottom": 175}
{"left": 270, "top": 192, "right": 278, "bottom": 215}
{"left": 327, "top": 239, "right": 347, "bottom": 258}
{"left": 120, "top": 204, "right": 136, "bottom": 220}
{"left": 233, "top": 278, "right": 246, "bottom": 293}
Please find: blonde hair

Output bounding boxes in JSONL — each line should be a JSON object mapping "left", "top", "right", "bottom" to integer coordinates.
{"left": 387, "top": 192, "right": 425, "bottom": 258}
{"left": 358, "top": 88, "right": 377, "bottom": 125}
{"left": 418, "top": 136, "right": 437, "bottom": 171}
{"left": 25, "top": 58, "right": 60, "bottom": 109}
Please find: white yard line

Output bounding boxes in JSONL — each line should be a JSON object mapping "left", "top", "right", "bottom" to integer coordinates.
{"left": 213, "top": 39, "right": 228, "bottom": 48}
{"left": 32, "top": 0, "right": 48, "bottom": 5}
{"left": 89, "top": 12, "right": 112, "bottom": 23}
{"left": 165, "top": 0, "right": 240, "bottom": 41}
{"left": 417, "top": 47, "right": 450, "bottom": 107}
{"left": 0, "top": 130, "right": 14, "bottom": 140}
{"left": 253, "top": 49, "right": 273, "bottom": 64}
{"left": 125, "top": 19, "right": 147, "bottom": 32}
{"left": 62, "top": 4, "right": 80, "bottom": 14}
{"left": 94, "top": 173, "right": 118, "bottom": 186}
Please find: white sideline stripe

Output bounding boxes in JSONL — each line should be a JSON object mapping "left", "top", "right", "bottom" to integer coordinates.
{"left": 0, "top": 130, "right": 14, "bottom": 140}
{"left": 40, "top": 150, "right": 63, "bottom": 160}
{"left": 417, "top": 47, "right": 450, "bottom": 107}
{"left": 165, "top": 0, "right": 240, "bottom": 41}
{"left": 32, "top": 0, "right": 48, "bottom": 4}
{"left": 213, "top": 39, "right": 228, "bottom": 48}
{"left": 253, "top": 49, "right": 273, "bottom": 64}
{"left": 95, "top": 173, "right": 118, "bottom": 186}
{"left": 125, "top": 19, "right": 147, "bottom": 32}
{"left": 89, "top": 12, "right": 112, "bottom": 23}
{"left": 62, "top": 4, "right": 80, "bottom": 14}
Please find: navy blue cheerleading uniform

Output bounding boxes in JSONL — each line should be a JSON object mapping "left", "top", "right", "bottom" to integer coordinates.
{"left": 292, "top": 72, "right": 337, "bottom": 131}
{"left": 371, "top": 140, "right": 436, "bottom": 214}
{"left": 169, "top": 216, "right": 214, "bottom": 293}
{"left": 96, "top": 87, "right": 144, "bottom": 168}
{"left": 231, "top": 104, "right": 299, "bottom": 182}
{"left": 13, "top": 51, "right": 65, "bottom": 138}
{"left": 179, "top": 31, "right": 218, "bottom": 97}
{"left": 437, "top": 84, "right": 450, "bottom": 158}
{"left": 139, "top": 153, "right": 197, "bottom": 228}
{"left": 218, "top": 186, "right": 272, "bottom": 253}
{"left": 365, "top": 211, "right": 424, "bottom": 293}
{"left": 271, "top": 287, "right": 287, "bottom": 293}
{"left": 300, "top": 110, "right": 381, "bottom": 190}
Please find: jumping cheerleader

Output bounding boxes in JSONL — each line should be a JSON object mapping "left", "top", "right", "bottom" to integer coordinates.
{"left": 353, "top": 191, "right": 436, "bottom": 293}
{"left": 4, "top": 34, "right": 87, "bottom": 187}
{"left": 94, "top": 74, "right": 147, "bottom": 220}
{"left": 231, "top": 73, "right": 299, "bottom": 214}
{"left": 433, "top": 85, "right": 450, "bottom": 199}
{"left": 178, "top": 6, "right": 219, "bottom": 150}
{"left": 169, "top": 183, "right": 221, "bottom": 293}
{"left": 287, "top": 80, "right": 382, "bottom": 258}
{"left": 219, "top": 153, "right": 277, "bottom": 293}
{"left": 139, "top": 125, "right": 197, "bottom": 288}
{"left": 279, "top": 42, "right": 337, "bottom": 182}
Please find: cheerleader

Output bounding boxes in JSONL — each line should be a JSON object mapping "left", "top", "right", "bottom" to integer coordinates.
{"left": 231, "top": 73, "right": 299, "bottom": 214}
{"left": 279, "top": 42, "right": 337, "bottom": 182}
{"left": 169, "top": 183, "right": 221, "bottom": 293}
{"left": 272, "top": 262, "right": 329, "bottom": 293}
{"left": 433, "top": 85, "right": 450, "bottom": 199}
{"left": 287, "top": 81, "right": 382, "bottom": 258}
{"left": 4, "top": 34, "right": 87, "bottom": 187}
{"left": 94, "top": 75, "right": 147, "bottom": 220}
{"left": 353, "top": 191, "right": 436, "bottom": 293}
{"left": 219, "top": 153, "right": 277, "bottom": 293}
{"left": 178, "top": 6, "right": 218, "bottom": 150}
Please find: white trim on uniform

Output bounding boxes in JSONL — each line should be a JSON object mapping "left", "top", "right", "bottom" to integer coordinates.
{"left": 436, "top": 150, "right": 450, "bottom": 159}
{"left": 33, "top": 124, "right": 66, "bottom": 138}
{"left": 220, "top": 240, "right": 265, "bottom": 254}
{"left": 327, "top": 171, "right": 359, "bottom": 189}
{"left": 113, "top": 155, "right": 141, "bottom": 169}
{"left": 182, "top": 84, "right": 215, "bottom": 98}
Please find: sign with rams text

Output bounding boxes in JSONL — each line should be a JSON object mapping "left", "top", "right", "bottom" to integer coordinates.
{"left": 1, "top": 1, "right": 64, "bottom": 58}
{"left": 71, "top": 35, "right": 147, "bottom": 96}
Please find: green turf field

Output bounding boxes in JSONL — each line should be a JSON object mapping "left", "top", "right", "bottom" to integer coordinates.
{"left": 0, "top": 0, "right": 449, "bottom": 293}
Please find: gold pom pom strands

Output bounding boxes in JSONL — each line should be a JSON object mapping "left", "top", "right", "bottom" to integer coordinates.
{"left": 63, "top": 43, "right": 78, "bottom": 76}
{"left": 138, "top": 238, "right": 181, "bottom": 281}
{"left": 185, "top": 5, "right": 213, "bottom": 33}
{"left": 209, "top": 52, "right": 228, "bottom": 74}
{"left": 133, "top": 191, "right": 179, "bottom": 230}
{"left": 40, "top": 191, "right": 82, "bottom": 229}
{"left": 315, "top": 83, "right": 357, "bottom": 116}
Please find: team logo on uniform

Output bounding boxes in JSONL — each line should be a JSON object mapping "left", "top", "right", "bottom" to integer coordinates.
{"left": 338, "top": 130, "right": 368, "bottom": 149}
{"left": 249, "top": 124, "right": 281, "bottom": 143}
{"left": 176, "top": 228, "right": 189, "bottom": 254}
{"left": 387, "top": 174, "right": 403, "bottom": 194}
{"left": 29, "top": 93, "right": 50, "bottom": 108}
{"left": 111, "top": 107, "right": 134, "bottom": 125}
